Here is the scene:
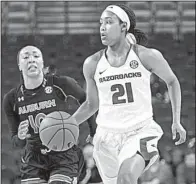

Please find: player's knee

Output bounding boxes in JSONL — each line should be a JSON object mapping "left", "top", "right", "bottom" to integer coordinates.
{"left": 118, "top": 159, "right": 139, "bottom": 184}
{"left": 117, "top": 172, "right": 137, "bottom": 184}
{"left": 118, "top": 159, "right": 136, "bottom": 177}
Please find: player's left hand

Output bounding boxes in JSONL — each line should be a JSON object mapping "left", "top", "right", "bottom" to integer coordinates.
{"left": 172, "top": 123, "right": 186, "bottom": 145}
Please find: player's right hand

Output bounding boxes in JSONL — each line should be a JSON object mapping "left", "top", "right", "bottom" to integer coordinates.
{"left": 172, "top": 122, "right": 186, "bottom": 145}
{"left": 18, "top": 120, "right": 31, "bottom": 140}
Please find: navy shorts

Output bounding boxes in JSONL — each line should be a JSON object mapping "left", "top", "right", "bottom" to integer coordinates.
{"left": 20, "top": 145, "right": 85, "bottom": 183}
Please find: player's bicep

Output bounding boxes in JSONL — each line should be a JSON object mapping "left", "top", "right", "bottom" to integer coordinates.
{"left": 85, "top": 77, "right": 99, "bottom": 107}
{"left": 3, "top": 93, "right": 14, "bottom": 116}
{"left": 66, "top": 77, "right": 86, "bottom": 102}
{"left": 83, "top": 58, "right": 99, "bottom": 109}
{"left": 55, "top": 75, "right": 86, "bottom": 102}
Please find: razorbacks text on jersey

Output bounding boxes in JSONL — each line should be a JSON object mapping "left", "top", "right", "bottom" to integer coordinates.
{"left": 94, "top": 46, "right": 153, "bottom": 130}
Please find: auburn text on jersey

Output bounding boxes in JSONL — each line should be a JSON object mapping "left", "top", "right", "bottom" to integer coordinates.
{"left": 18, "top": 99, "right": 56, "bottom": 115}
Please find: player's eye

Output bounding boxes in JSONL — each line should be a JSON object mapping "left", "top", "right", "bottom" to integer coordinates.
{"left": 23, "top": 56, "right": 29, "bottom": 59}
{"left": 107, "top": 20, "right": 112, "bottom": 24}
{"left": 34, "top": 55, "right": 39, "bottom": 58}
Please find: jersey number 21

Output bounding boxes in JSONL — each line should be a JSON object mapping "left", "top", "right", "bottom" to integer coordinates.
{"left": 111, "top": 82, "right": 134, "bottom": 104}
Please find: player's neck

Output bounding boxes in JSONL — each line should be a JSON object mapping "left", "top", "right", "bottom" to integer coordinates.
{"left": 108, "top": 38, "right": 130, "bottom": 57}
{"left": 23, "top": 73, "right": 44, "bottom": 89}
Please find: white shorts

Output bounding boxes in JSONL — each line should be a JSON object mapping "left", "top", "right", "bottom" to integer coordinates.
{"left": 93, "top": 118, "right": 163, "bottom": 184}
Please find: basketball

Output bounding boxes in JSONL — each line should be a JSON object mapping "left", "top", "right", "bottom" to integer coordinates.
{"left": 39, "top": 111, "right": 79, "bottom": 151}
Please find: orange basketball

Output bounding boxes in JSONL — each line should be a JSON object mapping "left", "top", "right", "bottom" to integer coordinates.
{"left": 39, "top": 111, "right": 79, "bottom": 151}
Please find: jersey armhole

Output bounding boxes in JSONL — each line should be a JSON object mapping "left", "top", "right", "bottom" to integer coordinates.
{"left": 52, "top": 75, "right": 69, "bottom": 102}
{"left": 132, "top": 44, "right": 139, "bottom": 59}
{"left": 53, "top": 84, "right": 68, "bottom": 102}
{"left": 92, "top": 49, "right": 105, "bottom": 79}
{"left": 133, "top": 44, "right": 152, "bottom": 74}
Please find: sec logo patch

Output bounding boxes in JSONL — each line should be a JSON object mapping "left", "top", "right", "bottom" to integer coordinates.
{"left": 45, "top": 86, "right": 53, "bottom": 94}
{"left": 130, "top": 60, "right": 139, "bottom": 69}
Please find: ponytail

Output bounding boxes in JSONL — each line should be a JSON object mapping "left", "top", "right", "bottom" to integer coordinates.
{"left": 131, "top": 28, "right": 148, "bottom": 46}
{"left": 44, "top": 64, "right": 57, "bottom": 76}
{"left": 117, "top": 4, "right": 148, "bottom": 46}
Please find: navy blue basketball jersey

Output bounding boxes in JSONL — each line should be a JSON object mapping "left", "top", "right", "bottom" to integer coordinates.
{"left": 15, "top": 76, "right": 70, "bottom": 136}
{"left": 3, "top": 75, "right": 86, "bottom": 147}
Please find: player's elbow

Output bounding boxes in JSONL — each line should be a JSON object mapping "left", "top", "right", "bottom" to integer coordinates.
{"left": 86, "top": 99, "right": 99, "bottom": 114}
{"left": 166, "top": 74, "right": 179, "bottom": 87}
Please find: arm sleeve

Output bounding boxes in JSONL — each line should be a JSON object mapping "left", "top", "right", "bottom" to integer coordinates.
{"left": 3, "top": 90, "right": 26, "bottom": 148}
{"left": 53, "top": 75, "right": 86, "bottom": 103}
{"left": 54, "top": 75, "right": 97, "bottom": 136}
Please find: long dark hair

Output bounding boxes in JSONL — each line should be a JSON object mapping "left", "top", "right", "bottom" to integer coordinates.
{"left": 117, "top": 4, "right": 148, "bottom": 46}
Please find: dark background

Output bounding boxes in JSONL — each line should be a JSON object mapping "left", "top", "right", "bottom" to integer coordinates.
{"left": 1, "top": 1, "right": 195, "bottom": 184}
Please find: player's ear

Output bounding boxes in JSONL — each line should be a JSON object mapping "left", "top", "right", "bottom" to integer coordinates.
{"left": 18, "top": 62, "right": 22, "bottom": 71}
{"left": 17, "top": 50, "right": 22, "bottom": 71}
{"left": 41, "top": 62, "right": 44, "bottom": 70}
{"left": 121, "top": 22, "right": 127, "bottom": 32}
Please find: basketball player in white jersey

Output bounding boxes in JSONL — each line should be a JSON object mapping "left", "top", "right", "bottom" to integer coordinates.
{"left": 72, "top": 4, "right": 186, "bottom": 184}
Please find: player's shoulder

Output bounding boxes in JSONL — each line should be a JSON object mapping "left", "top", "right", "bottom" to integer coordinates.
{"left": 4, "top": 88, "right": 17, "bottom": 98}
{"left": 136, "top": 44, "right": 166, "bottom": 72}
{"left": 137, "top": 44, "right": 163, "bottom": 58}
{"left": 53, "top": 74, "right": 76, "bottom": 82}
{"left": 52, "top": 74, "right": 78, "bottom": 86}
{"left": 3, "top": 87, "right": 18, "bottom": 105}
{"left": 84, "top": 49, "right": 104, "bottom": 66}
{"left": 83, "top": 49, "right": 105, "bottom": 75}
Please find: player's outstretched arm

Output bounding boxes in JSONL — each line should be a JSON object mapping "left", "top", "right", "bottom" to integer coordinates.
{"left": 64, "top": 76, "right": 97, "bottom": 136}
{"left": 138, "top": 46, "right": 186, "bottom": 145}
{"left": 53, "top": 74, "right": 97, "bottom": 135}
{"left": 72, "top": 56, "right": 99, "bottom": 125}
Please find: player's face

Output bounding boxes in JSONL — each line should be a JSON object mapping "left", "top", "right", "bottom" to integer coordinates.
{"left": 100, "top": 11, "right": 123, "bottom": 46}
{"left": 18, "top": 46, "right": 44, "bottom": 78}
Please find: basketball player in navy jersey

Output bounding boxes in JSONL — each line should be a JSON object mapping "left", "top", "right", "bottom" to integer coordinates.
{"left": 72, "top": 4, "right": 186, "bottom": 184}
{"left": 3, "top": 45, "right": 96, "bottom": 184}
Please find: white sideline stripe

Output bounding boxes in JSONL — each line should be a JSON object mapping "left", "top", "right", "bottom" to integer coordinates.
{"left": 21, "top": 178, "right": 47, "bottom": 184}
{"left": 49, "top": 174, "right": 72, "bottom": 183}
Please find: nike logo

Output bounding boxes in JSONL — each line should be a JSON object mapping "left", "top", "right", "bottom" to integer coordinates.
{"left": 99, "top": 69, "right": 107, "bottom": 75}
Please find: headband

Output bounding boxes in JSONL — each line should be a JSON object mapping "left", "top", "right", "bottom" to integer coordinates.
{"left": 105, "top": 5, "right": 130, "bottom": 31}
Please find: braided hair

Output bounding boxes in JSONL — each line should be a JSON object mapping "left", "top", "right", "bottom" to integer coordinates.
{"left": 44, "top": 64, "right": 57, "bottom": 76}
{"left": 117, "top": 4, "right": 148, "bottom": 46}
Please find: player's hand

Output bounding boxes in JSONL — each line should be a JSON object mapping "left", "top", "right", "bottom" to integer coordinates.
{"left": 18, "top": 120, "right": 31, "bottom": 140}
{"left": 172, "top": 122, "right": 186, "bottom": 145}
{"left": 86, "top": 134, "right": 93, "bottom": 144}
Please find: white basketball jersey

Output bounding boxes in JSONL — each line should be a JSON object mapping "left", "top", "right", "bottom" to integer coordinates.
{"left": 94, "top": 47, "right": 153, "bottom": 129}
